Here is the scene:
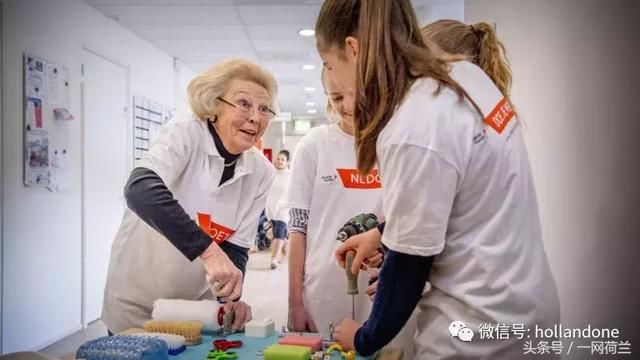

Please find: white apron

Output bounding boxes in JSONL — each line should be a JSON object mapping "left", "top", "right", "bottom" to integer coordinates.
{"left": 102, "top": 118, "right": 274, "bottom": 332}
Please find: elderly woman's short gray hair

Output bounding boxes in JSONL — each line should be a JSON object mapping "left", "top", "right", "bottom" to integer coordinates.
{"left": 187, "top": 59, "right": 278, "bottom": 121}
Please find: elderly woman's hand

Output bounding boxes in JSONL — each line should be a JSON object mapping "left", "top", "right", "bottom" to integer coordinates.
{"left": 200, "top": 242, "right": 243, "bottom": 302}
{"left": 224, "top": 301, "right": 253, "bottom": 332}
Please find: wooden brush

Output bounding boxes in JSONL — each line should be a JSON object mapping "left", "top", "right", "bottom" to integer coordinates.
{"left": 143, "top": 320, "right": 202, "bottom": 346}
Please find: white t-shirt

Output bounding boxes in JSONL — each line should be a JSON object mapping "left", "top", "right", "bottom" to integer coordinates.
{"left": 102, "top": 117, "right": 275, "bottom": 332}
{"left": 265, "top": 168, "right": 291, "bottom": 223}
{"left": 283, "top": 123, "right": 382, "bottom": 337}
{"left": 378, "top": 61, "right": 560, "bottom": 359}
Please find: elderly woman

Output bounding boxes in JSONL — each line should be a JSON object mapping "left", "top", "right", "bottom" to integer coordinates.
{"left": 102, "top": 59, "right": 277, "bottom": 334}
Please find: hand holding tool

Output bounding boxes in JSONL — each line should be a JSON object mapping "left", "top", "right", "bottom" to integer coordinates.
{"left": 336, "top": 213, "right": 379, "bottom": 319}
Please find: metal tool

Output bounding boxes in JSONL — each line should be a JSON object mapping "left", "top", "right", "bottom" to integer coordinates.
{"left": 217, "top": 305, "right": 234, "bottom": 336}
{"left": 328, "top": 322, "right": 335, "bottom": 341}
{"left": 336, "top": 213, "right": 379, "bottom": 319}
{"left": 345, "top": 251, "right": 358, "bottom": 319}
{"left": 336, "top": 213, "right": 379, "bottom": 242}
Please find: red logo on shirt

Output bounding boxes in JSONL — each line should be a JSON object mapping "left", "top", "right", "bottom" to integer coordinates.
{"left": 485, "top": 98, "right": 514, "bottom": 134}
{"left": 197, "top": 213, "right": 236, "bottom": 244}
{"left": 336, "top": 169, "right": 382, "bottom": 189}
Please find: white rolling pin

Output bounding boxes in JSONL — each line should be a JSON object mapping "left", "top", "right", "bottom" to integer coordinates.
{"left": 151, "top": 299, "right": 222, "bottom": 331}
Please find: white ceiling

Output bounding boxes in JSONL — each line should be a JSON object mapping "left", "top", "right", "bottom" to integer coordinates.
{"left": 82, "top": 0, "right": 464, "bottom": 120}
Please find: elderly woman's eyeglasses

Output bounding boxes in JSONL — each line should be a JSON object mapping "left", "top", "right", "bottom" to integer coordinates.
{"left": 217, "top": 97, "right": 276, "bottom": 118}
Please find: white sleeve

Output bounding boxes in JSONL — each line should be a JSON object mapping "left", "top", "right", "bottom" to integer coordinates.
{"left": 380, "top": 143, "right": 459, "bottom": 256}
{"left": 282, "top": 137, "right": 317, "bottom": 210}
{"left": 275, "top": 203, "right": 290, "bottom": 223}
{"left": 138, "top": 122, "right": 195, "bottom": 187}
{"left": 231, "top": 168, "right": 275, "bottom": 247}
{"left": 372, "top": 189, "right": 385, "bottom": 222}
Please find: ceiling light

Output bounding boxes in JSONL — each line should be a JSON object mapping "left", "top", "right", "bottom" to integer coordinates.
{"left": 304, "top": 87, "right": 316, "bottom": 92}
{"left": 298, "top": 29, "right": 315, "bottom": 37}
{"left": 305, "top": 102, "right": 315, "bottom": 106}
{"left": 307, "top": 109, "right": 317, "bottom": 114}
{"left": 302, "top": 64, "right": 315, "bottom": 70}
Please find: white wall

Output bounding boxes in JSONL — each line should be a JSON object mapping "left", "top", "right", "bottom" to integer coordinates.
{"left": 262, "top": 120, "right": 283, "bottom": 154}
{"left": 283, "top": 135, "right": 303, "bottom": 157}
{"left": 174, "top": 60, "right": 197, "bottom": 121}
{"left": 262, "top": 121, "right": 306, "bottom": 161}
{"left": 2, "top": 0, "right": 175, "bottom": 353}
{"left": 466, "top": 0, "right": 640, "bottom": 347}
{"left": 0, "top": 1, "right": 4, "bottom": 355}
{"left": 416, "top": 0, "right": 464, "bottom": 24}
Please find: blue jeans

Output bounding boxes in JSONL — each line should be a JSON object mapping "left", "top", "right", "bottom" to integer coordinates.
{"left": 271, "top": 220, "right": 288, "bottom": 240}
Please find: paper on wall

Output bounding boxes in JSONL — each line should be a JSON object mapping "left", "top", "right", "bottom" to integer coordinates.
{"left": 46, "top": 63, "right": 69, "bottom": 108}
{"left": 25, "top": 129, "right": 50, "bottom": 187}
{"left": 26, "top": 97, "right": 43, "bottom": 129}
{"left": 47, "top": 149, "right": 70, "bottom": 192}
{"left": 25, "top": 55, "right": 45, "bottom": 99}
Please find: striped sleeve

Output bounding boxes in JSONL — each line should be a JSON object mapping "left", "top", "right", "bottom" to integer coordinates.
{"left": 288, "top": 208, "right": 309, "bottom": 235}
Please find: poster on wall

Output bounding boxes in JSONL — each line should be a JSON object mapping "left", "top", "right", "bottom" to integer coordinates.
{"left": 24, "top": 53, "right": 49, "bottom": 187}
{"left": 48, "top": 149, "right": 70, "bottom": 192}
{"left": 46, "top": 63, "right": 67, "bottom": 106}
{"left": 25, "top": 54, "right": 45, "bottom": 99}
{"left": 26, "top": 97, "right": 43, "bottom": 129}
{"left": 46, "top": 62, "right": 73, "bottom": 120}
{"left": 25, "top": 129, "right": 50, "bottom": 187}
{"left": 24, "top": 52, "right": 72, "bottom": 189}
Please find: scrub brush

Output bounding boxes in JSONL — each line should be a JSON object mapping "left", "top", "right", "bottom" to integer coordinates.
{"left": 143, "top": 320, "right": 202, "bottom": 346}
{"left": 76, "top": 335, "right": 168, "bottom": 360}
{"left": 129, "top": 332, "right": 187, "bottom": 355}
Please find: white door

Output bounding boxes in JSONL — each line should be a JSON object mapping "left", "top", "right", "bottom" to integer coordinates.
{"left": 82, "top": 50, "right": 129, "bottom": 325}
{"left": 0, "top": 1, "right": 4, "bottom": 353}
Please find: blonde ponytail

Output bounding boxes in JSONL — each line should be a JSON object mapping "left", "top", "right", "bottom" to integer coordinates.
{"left": 472, "top": 22, "right": 512, "bottom": 97}
{"left": 422, "top": 19, "right": 513, "bottom": 98}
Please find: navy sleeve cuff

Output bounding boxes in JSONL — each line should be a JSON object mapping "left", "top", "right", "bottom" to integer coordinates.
{"left": 354, "top": 249, "right": 434, "bottom": 356}
{"left": 219, "top": 241, "right": 249, "bottom": 276}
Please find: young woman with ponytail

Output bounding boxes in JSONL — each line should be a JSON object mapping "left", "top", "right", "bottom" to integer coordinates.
{"left": 319, "top": 1, "right": 560, "bottom": 358}
{"left": 422, "top": 19, "right": 513, "bottom": 98}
